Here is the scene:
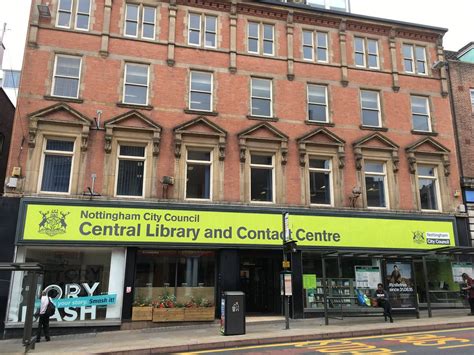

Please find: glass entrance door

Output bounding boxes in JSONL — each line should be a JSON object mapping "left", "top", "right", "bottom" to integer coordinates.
{"left": 239, "top": 251, "right": 281, "bottom": 314}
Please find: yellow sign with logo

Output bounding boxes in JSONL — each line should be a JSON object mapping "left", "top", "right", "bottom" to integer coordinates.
{"left": 20, "top": 203, "right": 456, "bottom": 249}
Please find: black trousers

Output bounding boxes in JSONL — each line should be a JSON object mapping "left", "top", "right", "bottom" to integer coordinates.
{"left": 378, "top": 299, "right": 392, "bottom": 318}
{"left": 36, "top": 314, "right": 50, "bottom": 341}
{"left": 469, "top": 298, "right": 474, "bottom": 314}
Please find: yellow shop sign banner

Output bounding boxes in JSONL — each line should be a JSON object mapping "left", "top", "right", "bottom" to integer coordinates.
{"left": 21, "top": 204, "right": 456, "bottom": 249}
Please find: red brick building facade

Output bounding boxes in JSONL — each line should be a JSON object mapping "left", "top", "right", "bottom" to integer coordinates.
{"left": 5, "top": 0, "right": 462, "bottom": 210}
{"left": 446, "top": 43, "right": 474, "bottom": 243}
{"left": 2, "top": 0, "right": 468, "bottom": 332}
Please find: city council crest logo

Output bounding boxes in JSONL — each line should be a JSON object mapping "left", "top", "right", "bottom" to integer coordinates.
{"left": 412, "top": 230, "right": 425, "bottom": 244}
{"left": 38, "top": 210, "right": 70, "bottom": 236}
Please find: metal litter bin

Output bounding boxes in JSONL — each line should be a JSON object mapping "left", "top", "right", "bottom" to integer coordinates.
{"left": 220, "top": 291, "right": 245, "bottom": 335}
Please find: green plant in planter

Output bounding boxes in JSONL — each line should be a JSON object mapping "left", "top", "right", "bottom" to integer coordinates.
{"left": 185, "top": 296, "right": 213, "bottom": 308}
{"left": 132, "top": 296, "right": 152, "bottom": 307}
{"left": 155, "top": 292, "right": 184, "bottom": 308}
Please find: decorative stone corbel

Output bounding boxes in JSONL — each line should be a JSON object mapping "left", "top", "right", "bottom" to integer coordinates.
{"left": 80, "top": 126, "right": 90, "bottom": 151}
{"left": 392, "top": 151, "right": 399, "bottom": 173}
{"left": 281, "top": 149, "right": 288, "bottom": 165}
{"left": 298, "top": 143, "right": 306, "bottom": 167}
{"left": 174, "top": 133, "right": 182, "bottom": 158}
{"left": 104, "top": 126, "right": 112, "bottom": 154}
{"left": 443, "top": 154, "right": 450, "bottom": 176}
{"left": 104, "top": 136, "right": 112, "bottom": 154}
{"left": 152, "top": 132, "right": 161, "bottom": 156}
{"left": 28, "top": 122, "right": 37, "bottom": 148}
{"left": 218, "top": 137, "right": 226, "bottom": 161}
{"left": 239, "top": 138, "right": 247, "bottom": 163}
{"left": 337, "top": 147, "right": 345, "bottom": 169}
{"left": 407, "top": 152, "right": 416, "bottom": 174}
{"left": 354, "top": 147, "right": 363, "bottom": 170}
{"left": 280, "top": 141, "right": 288, "bottom": 165}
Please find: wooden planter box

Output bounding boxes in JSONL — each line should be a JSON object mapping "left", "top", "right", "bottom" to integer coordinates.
{"left": 184, "top": 307, "right": 215, "bottom": 321}
{"left": 152, "top": 307, "right": 185, "bottom": 322}
{"left": 131, "top": 306, "right": 153, "bottom": 321}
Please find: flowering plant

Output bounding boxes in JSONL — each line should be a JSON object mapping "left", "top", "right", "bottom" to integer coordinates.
{"left": 185, "top": 296, "right": 213, "bottom": 308}
{"left": 154, "top": 293, "right": 184, "bottom": 308}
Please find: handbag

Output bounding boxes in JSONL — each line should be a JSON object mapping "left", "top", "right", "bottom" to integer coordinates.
{"left": 45, "top": 298, "right": 56, "bottom": 317}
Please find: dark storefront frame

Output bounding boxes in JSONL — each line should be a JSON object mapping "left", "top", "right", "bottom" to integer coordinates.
{"left": 12, "top": 197, "right": 469, "bottom": 325}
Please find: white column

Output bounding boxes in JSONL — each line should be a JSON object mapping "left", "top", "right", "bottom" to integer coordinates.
{"left": 105, "top": 248, "right": 127, "bottom": 319}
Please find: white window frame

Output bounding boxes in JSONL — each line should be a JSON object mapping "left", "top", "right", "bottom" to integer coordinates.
{"left": 38, "top": 138, "right": 76, "bottom": 195}
{"left": 247, "top": 22, "right": 274, "bottom": 56}
{"left": 124, "top": 3, "right": 139, "bottom": 38}
{"left": 262, "top": 23, "right": 274, "bottom": 56}
{"left": 51, "top": 54, "right": 82, "bottom": 99}
{"left": 185, "top": 149, "right": 213, "bottom": 201}
{"left": 417, "top": 164, "right": 441, "bottom": 212}
{"left": 364, "top": 161, "right": 389, "bottom": 209}
{"left": 124, "top": 4, "right": 155, "bottom": 40}
{"left": 470, "top": 89, "right": 474, "bottom": 113}
{"left": 188, "top": 13, "right": 217, "bottom": 48}
{"left": 307, "top": 84, "right": 328, "bottom": 123}
{"left": 302, "top": 30, "right": 314, "bottom": 61}
{"left": 247, "top": 21, "right": 259, "bottom": 54}
{"left": 316, "top": 31, "right": 328, "bottom": 62}
{"left": 188, "top": 13, "right": 202, "bottom": 47}
{"left": 115, "top": 144, "right": 146, "bottom": 198}
{"left": 411, "top": 95, "right": 432, "bottom": 132}
{"left": 403, "top": 44, "right": 427, "bottom": 75}
{"left": 355, "top": 37, "right": 379, "bottom": 69}
{"left": 204, "top": 15, "right": 217, "bottom": 49}
{"left": 360, "top": 90, "right": 381, "bottom": 127}
{"left": 309, "top": 157, "right": 333, "bottom": 206}
{"left": 250, "top": 78, "right": 273, "bottom": 118}
{"left": 141, "top": 6, "right": 156, "bottom": 40}
{"left": 122, "top": 63, "right": 150, "bottom": 106}
{"left": 56, "top": 0, "right": 73, "bottom": 29}
{"left": 74, "top": 0, "right": 91, "bottom": 31}
{"left": 303, "top": 30, "right": 328, "bottom": 63}
{"left": 249, "top": 153, "right": 275, "bottom": 204}
{"left": 189, "top": 71, "right": 213, "bottom": 112}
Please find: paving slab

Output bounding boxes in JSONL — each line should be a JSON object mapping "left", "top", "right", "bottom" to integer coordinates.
{"left": 1, "top": 309, "right": 473, "bottom": 354}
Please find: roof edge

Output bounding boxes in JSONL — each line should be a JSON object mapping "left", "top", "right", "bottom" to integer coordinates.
{"left": 256, "top": 0, "right": 448, "bottom": 34}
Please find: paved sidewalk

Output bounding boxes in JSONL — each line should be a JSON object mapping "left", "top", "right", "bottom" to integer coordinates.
{"left": 1, "top": 309, "right": 474, "bottom": 354}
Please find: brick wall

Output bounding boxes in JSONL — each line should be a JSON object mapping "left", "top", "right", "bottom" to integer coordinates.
{"left": 5, "top": 0, "right": 462, "bottom": 213}
{"left": 448, "top": 60, "right": 474, "bottom": 179}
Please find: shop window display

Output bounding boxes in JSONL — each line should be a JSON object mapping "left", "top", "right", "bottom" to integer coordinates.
{"left": 133, "top": 250, "right": 215, "bottom": 321}
{"left": 302, "top": 253, "right": 374, "bottom": 311}
{"left": 8, "top": 248, "right": 114, "bottom": 323}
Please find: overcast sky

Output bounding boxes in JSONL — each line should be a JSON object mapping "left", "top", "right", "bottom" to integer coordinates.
{"left": 0, "top": 0, "right": 472, "bottom": 72}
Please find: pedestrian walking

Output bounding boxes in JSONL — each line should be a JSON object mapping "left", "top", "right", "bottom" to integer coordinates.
{"left": 374, "top": 283, "right": 393, "bottom": 323}
{"left": 36, "top": 291, "right": 53, "bottom": 342}
{"left": 462, "top": 273, "right": 474, "bottom": 315}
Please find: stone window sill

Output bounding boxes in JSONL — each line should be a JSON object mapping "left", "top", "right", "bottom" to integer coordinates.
{"left": 359, "top": 125, "right": 388, "bottom": 132}
{"left": 305, "top": 120, "right": 335, "bottom": 127}
{"left": 411, "top": 130, "right": 438, "bottom": 136}
{"left": 184, "top": 109, "right": 218, "bottom": 116}
{"left": 246, "top": 115, "right": 279, "bottom": 122}
{"left": 44, "top": 95, "right": 84, "bottom": 104}
{"left": 116, "top": 102, "right": 153, "bottom": 110}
